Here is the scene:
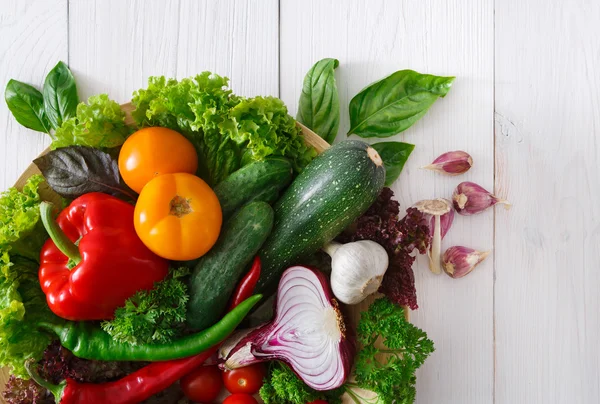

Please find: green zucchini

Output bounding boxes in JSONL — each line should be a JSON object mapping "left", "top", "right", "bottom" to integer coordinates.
{"left": 256, "top": 140, "right": 385, "bottom": 296}
{"left": 187, "top": 201, "right": 274, "bottom": 330}
{"left": 214, "top": 158, "right": 294, "bottom": 219}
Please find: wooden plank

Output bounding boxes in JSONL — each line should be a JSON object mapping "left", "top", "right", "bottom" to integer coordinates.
{"left": 279, "top": 1, "right": 495, "bottom": 403}
{"left": 494, "top": 1, "right": 600, "bottom": 402}
{"left": 68, "top": 0, "right": 180, "bottom": 102}
{"left": 177, "top": 0, "right": 279, "bottom": 97}
{"left": 0, "top": 0, "right": 67, "bottom": 192}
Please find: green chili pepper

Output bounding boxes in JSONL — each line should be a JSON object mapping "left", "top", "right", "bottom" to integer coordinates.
{"left": 37, "top": 294, "right": 262, "bottom": 361}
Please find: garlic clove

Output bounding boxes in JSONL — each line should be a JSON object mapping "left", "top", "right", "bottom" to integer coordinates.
{"left": 452, "top": 181, "right": 511, "bottom": 215}
{"left": 430, "top": 203, "right": 454, "bottom": 240}
{"left": 414, "top": 198, "right": 452, "bottom": 275}
{"left": 442, "top": 246, "right": 490, "bottom": 278}
{"left": 422, "top": 151, "right": 473, "bottom": 175}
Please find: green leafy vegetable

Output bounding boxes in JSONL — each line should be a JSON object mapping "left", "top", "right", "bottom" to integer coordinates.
{"left": 0, "top": 176, "right": 61, "bottom": 379}
{"left": 371, "top": 142, "right": 415, "bottom": 186}
{"left": 43, "top": 61, "right": 79, "bottom": 129}
{"left": 4, "top": 80, "right": 51, "bottom": 133}
{"left": 101, "top": 267, "right": 190, "bottom": 345}
{"left": 34, "top": 146, "right": 137, "bottom": 201}
{"left": 348, "top": 70, "right": 454, "bottom": 138}
{"left": 351, "top": 297, "right": 435, "bottom": 403}
{"left": 0, "top": 175, "right": 48, "bottom": 262}
{"left": 51, "top": 94, "right": 131, "bottom": 150}
{"left": 260, "top": 361, "right": 344, "bottom": 404}
{"left": 132, "top": 73, "right": 316, "bottom": 185}
{"left": 297, "top": 58, "right": 340, "bottom": 143}
{"left": 0, "top": 255, "right": 58, "bottom": 379}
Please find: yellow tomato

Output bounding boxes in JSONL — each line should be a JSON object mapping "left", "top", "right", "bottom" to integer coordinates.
{"left": 134, "top": 173, "right": 222, "bottom": 260}
{"left": 119, "top": 127, "right": 198, "bottom": 193}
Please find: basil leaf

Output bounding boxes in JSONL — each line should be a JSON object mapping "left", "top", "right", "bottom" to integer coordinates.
{"left": 348, "top": 70, "right": 454, "bottom": 138}
{"left": 297, "top": 58, "right": 340, "bottom": 144}
{"left": 371, "top": 141, "right": 415, "bottom": 186}
{"left": 33, "top": 146, "right": 136, "bottom": 201}
{"left": 5, "top": 79, "right": 51, "bottom": 133}
{"left": 43, "top": 61, "right": 79, "bottom": 129}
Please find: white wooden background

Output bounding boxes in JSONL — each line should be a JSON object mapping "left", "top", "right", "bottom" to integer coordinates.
{"left": 0, "top": 1, "right": 598, "bottom": 403}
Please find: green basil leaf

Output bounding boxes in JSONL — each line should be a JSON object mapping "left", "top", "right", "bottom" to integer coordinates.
{"left": 33, "top": 146, "right": 137, "bottom": 201}
{"left": 371, "top": 141, "right": 415, "bottom": 186}
{"left": 348, "top": 70, "right": 454, "bottom": 138}
{"left": 297, "top": 58, "right": 340, "bottom": 144}
{"left": 43, "top": 61, "right": 79, "bottom": 129}
{"left": 4, "top": 79, "right": 51, "bottom": 133}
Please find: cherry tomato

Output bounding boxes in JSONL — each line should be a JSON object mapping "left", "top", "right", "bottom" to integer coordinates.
{"left": 308, "top": 401, "right": 329, "bottom": 404}
{"left": 134, "top": 173, "right": 222, "bottom": 260}
{"left": 181, "top": 365, "right": 223, "bottom": 403}
{"left": 222, "top": 363, "right": 266, "bottom": 394}
{"left": 118, "top": 127, "right": 198, "bottom": 193}
{"left": 223, "top": 394, "right": 258, "bottom": 404}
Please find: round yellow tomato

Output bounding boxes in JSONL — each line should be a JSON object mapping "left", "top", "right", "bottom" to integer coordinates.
{"left": 134, "top": 173, "right": 222, "bottom": 260}
{"left": 119, "top": 127, "right": 198, "bottom": 193}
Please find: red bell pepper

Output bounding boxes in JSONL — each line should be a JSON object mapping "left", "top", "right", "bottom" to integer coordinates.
{"left": 39, "top": 193, "right": 169, "bottom": 321}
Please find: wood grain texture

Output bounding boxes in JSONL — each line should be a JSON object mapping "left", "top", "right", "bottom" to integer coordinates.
{"left": 0, "top": 0, "right": 67, "bottom": 195}
{"left": 177, "top": 0, "right": 279, "bottom": 97}
{"left": 68, "top": 0, "right": 180, "bottom": 102}
{"left": 280, "top": 1, "right": 495, "bottom": 403}
{"left": 494, "top": 1, "right": 600, "bottom": 402}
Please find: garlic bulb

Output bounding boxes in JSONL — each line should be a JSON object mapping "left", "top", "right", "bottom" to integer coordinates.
{"left": 323, "top": 240, "right": 389, "bottom": 305}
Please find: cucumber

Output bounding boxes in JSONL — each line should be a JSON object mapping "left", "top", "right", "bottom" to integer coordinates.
{"left": 255, "top": 140, "right": 386, "bottom": 296}
{"left": 187, "top": 201, "right": 274, "bottom": 330}
{"left": 214, "top": 158, "right": 294, "bottom": 219}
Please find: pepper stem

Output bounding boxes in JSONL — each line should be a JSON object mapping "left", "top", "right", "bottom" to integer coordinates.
{"left": 40, "top": 202, "right": 82, "bottom": 266}
{"left": 25, "top": 360, "right": 67, "bottom": 402}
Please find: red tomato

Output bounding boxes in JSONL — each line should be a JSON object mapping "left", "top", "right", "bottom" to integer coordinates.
{"left": 222, "top": 363, "right": 266, "bottom": 394}
{"left": 308, "top": 401, "right": 329, "bottom": 404}
{"left": 223, "top": 394, "right": 258, "bottom": 404}
{"left": 181, "top": 365, "right": 223, "bottom": 403}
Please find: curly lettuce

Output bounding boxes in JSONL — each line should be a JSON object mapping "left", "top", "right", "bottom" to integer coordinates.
{"left": 51, "top": 94, "right": 131, "bottom": 150}
{"left": 0, "top": 175, "right": 47, "bottom": 262}
{"left": 0, "top": 255, "right": 57, "bottom": 379}
{"left": 132, "top": 73, "right": 316, "bottom": 185}
{"left": 0, "top": 176, "right": 59, "bottom": 378}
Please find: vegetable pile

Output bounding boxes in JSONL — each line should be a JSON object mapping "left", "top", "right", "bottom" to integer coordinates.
{"left": 0, "top": 59, "right": 509, "bottom": 404}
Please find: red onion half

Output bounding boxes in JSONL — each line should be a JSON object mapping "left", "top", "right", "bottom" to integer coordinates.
{"left": 220, "top": 265, "right": 354, "bottom": 391}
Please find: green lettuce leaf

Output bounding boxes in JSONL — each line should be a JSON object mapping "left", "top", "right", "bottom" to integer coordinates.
{"left": 0, "top": 254, "right": 57, "bottom": 378}
{"left": 0, "top": 175, "right": 48, "bottom": 262}
{"left": 51, "top": 94, "right": 132, "bottom": 150}
{"left": 0, "top": 176, "right": 61, "bottom": 378}
{"left": 132, "top": 73, "right": 315, "bottom": 185}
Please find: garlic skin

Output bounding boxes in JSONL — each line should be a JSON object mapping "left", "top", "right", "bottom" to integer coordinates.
{"left": 430, "top": 206, "right": 454, "bottom": 240}
{"left": 323, "top": 240, "right": 389, "bottom": 305}
{"left": 443, "top": 246, "right": 490, "bottom": 278}
{"left": 423, "top": 151, "right": 473, "bottom": 175}
{"left": 453, "top": 181, "right": 511, "bottom": 215}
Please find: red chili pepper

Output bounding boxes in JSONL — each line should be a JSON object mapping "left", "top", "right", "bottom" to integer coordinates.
{"left": 28, "top": 254, "right": 260, "bottom": 404}
{"left": 228, "top": 256, "right": 261, "bottom": 310}
{"left": 38, "top": 194, "right": 169, "bottom": 320}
